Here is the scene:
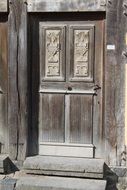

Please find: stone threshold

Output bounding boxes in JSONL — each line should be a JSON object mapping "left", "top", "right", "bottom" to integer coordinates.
{"left": 23, "top": 156, "right": 104, "bottom": 179}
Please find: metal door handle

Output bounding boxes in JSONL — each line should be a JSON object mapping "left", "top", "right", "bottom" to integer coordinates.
{"left": 94, "top": 85, "right": 101, "bottom": 91}
{"left": 0, "top": 87, "right": 3, "bottom": 94}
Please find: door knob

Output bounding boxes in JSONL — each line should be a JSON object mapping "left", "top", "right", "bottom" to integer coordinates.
{"left": 68, "top": 86, "right": 72, "bottom": 91}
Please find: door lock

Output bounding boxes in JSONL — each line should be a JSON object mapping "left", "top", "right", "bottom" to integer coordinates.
{"left": 68, "top": 86, "right": 72, "bottom": 91}
{"left": 94, "top": 85, "right": 101, "bottom": 91}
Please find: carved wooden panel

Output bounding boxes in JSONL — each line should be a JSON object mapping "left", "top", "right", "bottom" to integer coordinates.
{"left": 74, "top": 30, "right": 89, "bottom": 77}
{"left": 40, "top": 24, "right": 65, "bottom": 81}
{"left": 69, "top": 25, "right": 95, "bottom": 82}
{"left": 0, "top": 0, "right": 8, "bottom": 12}
{"left": 46, "top": 30, "right": 61, "bottom": 76}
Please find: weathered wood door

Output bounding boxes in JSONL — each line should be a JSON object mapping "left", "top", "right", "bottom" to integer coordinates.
{"left": 30, "top": 14, "right": 104, "bottom": 158}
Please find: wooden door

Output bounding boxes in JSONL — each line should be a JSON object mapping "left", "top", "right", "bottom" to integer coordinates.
{"left": 29, "top": 14, "right": 104, "bottom": 158}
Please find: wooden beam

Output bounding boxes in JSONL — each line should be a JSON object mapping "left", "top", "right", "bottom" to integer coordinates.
{"left": 123, "top": 4, "right": 127, "bottom": 166}
{"left": 18, "top": 0, "right": 28, "bottom": 161}
{"left": 116, "top": 0, "right": 126, "bottom": 166}
{"left": 27, "top": 0, "right": 106, "bottom": 12}
{"left": 8, "top": 0, "right": 18, "bottom": 160}
{"left": 105, "top": 0, "right": 126, "bottom": 166}
{"left": 0, "top": 0, "right": 8, "bottom": 12}
{"left": 0, "top": 19, "right": 8, "bottom": 154}
{"left": 8, "top": 0, "right": 28, "bottom": 161}
{"left": 125, "top": 58, "right": 127, "bottom": 148}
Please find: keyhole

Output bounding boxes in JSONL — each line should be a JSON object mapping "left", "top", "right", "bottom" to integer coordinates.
{"left": 68, "top": 86, "right": 72, "bottom": 91}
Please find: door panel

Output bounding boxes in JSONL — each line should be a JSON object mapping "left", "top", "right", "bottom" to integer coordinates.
{"left": 39, "top": 94, "right": 65, "bottom": 143}
{"left": 69, "top": 25, "right": 94, "bottom": 82}
{"left": 70, "top": 95, "right": 93, "bottom": 144}
{"left": 39, "top": 22, "right": 97, "bottom": 157}
{"left": 40, "top": 24, "right": 66, "bottom": 81}
{"left": 29, "top": 15, "right": 104, "bottom": 158}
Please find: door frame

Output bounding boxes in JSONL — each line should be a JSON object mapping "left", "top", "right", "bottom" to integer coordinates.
{"left": 7, "top": 0, "right": 126, "bottom": 167}
{"left": 28, "top": 12, "right": 105, "bottom": 159}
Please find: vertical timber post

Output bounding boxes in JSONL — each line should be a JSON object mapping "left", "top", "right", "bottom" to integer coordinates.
{"left": 123, "top": 0, "right": 127, "bottom": 167}
{"left": 116, "top": 0, "right": 127, "bottom": 167}
{"left": 8, "top": 0, "right": 27, "bottom": 161}
{"left": 0, "top": 1, "right": 8, "bottom": 155}
{"left": 105, "top": 0, "right": 126, "bottom": 166}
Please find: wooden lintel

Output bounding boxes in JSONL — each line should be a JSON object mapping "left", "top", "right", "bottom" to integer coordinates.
{"left": 27, "top": 0, "right": 107, "bottom": 12}
{"left": 0, "top": 0, "right": 8, "bottom": 12}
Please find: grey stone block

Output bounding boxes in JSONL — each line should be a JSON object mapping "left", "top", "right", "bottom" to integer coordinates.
{"left": 16, "top": 176, "right": 107, "bottom": 190}
{"left": 0, "top": 177, "right": 17, "bottom": 190}
{"left": 23, "top": 156, "right": 104, "bottom": 179}
{"left": 110, "top": 166, "right": 127, "bottom": 177}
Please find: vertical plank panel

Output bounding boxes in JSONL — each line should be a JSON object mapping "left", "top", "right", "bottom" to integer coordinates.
{"left": 65, "top": 95, "right": 70, "bottom": 143}
{"left": 70, "top": 95, "right": 93, "bottom": 144}
{"left": 39, "top": 94, "right": 65, "bottom": 143}
{"left": 93, "top": 20, "right": 104, "bottom": 158}
{"left": 29, "top": 15, "right": 39, "bottom": 156}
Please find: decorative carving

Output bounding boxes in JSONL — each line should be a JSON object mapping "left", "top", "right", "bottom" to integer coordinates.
{"left": 45, "top": 30, "right": 61, "bottom": 77}
{"left": 100, "top": 0, "right": 106, "bottom": 7}
{"left": 74, "top": 30, "right": 89, "bottom": 77}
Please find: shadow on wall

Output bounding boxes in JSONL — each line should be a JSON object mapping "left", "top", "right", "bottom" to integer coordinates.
{"left": 0, "top": 156, "right": 19, "bottom": 175}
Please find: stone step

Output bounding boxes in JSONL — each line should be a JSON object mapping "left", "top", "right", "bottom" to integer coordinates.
{"left": 23, "top": 156, "right": 104, "bottom": 179}
{"left": 0, "top": 177, "right": 17, "bottom": 190}
{"left": 16, "top": 176, "right": 107, "bottom": 190}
